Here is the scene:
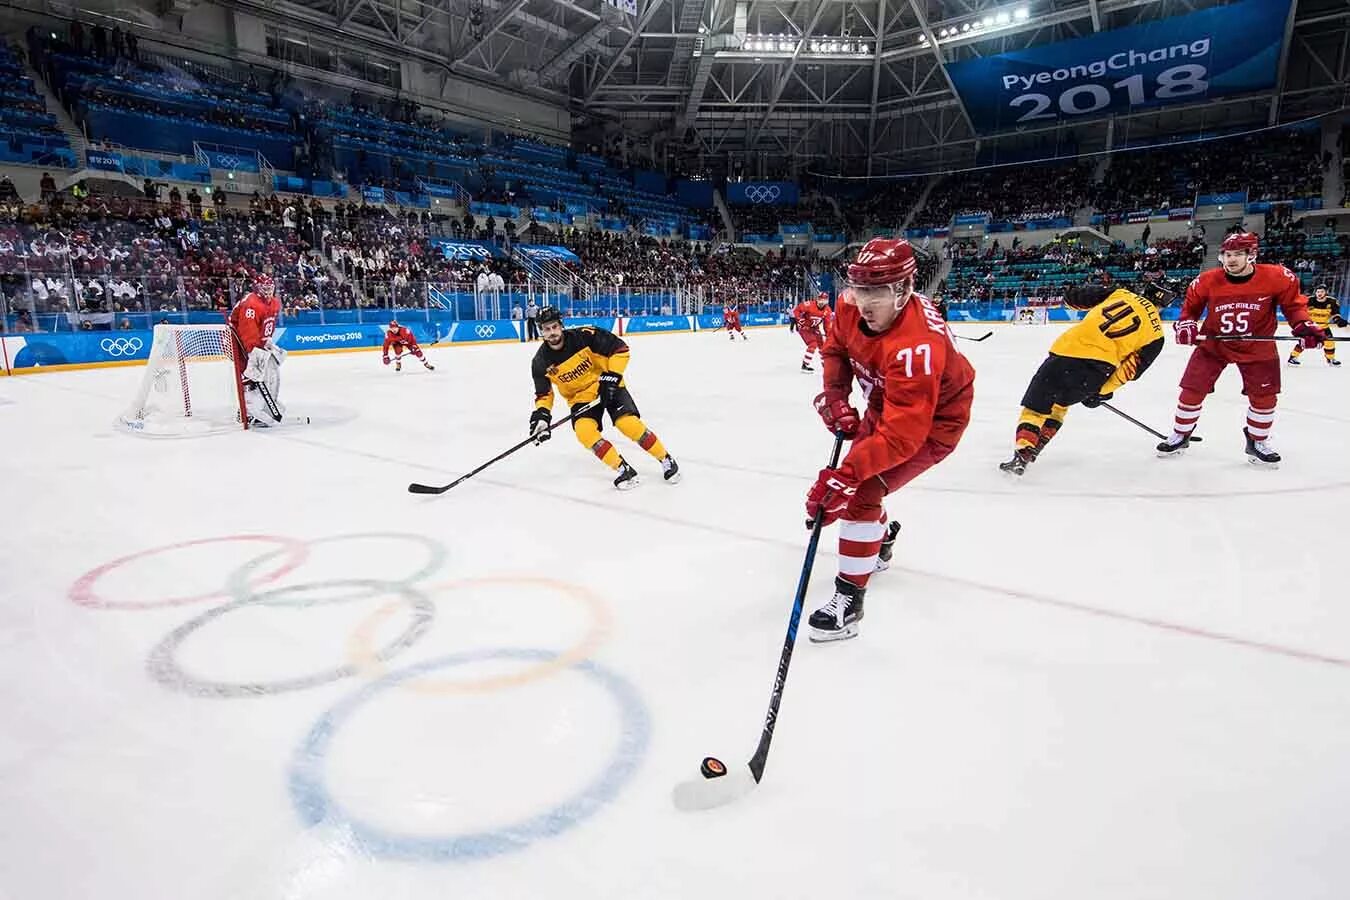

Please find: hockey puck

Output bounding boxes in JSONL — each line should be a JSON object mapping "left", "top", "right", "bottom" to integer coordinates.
{"left": 700, "top": 756, "right": 727, "bottom": 779}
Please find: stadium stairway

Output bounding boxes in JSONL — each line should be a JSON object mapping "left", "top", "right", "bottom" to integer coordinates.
{"left": 23, "top": 54, "right": 87, "bottom": 166}
{"left": 714, "top": 188, "right": 736, "bottom": 240}
{"left": 899, "top": 175, "right": 941, "bottom": 232}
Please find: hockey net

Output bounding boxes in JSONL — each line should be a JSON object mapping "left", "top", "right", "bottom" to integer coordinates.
{"left": 1012, "top": 304, "right": 1050, "bottom": 325}
{"left": 118, "top": 324, "right": 246, "bottom": 436}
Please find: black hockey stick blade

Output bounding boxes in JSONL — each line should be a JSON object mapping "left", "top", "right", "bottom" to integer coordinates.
{"left": 673, "top": 433, "right": 846, "bottom": 812}
{"left": 957, "top": 331, "right": 994, "bottom": 342}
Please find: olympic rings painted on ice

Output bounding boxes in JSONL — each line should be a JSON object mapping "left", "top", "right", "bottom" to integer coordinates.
{"left": 146, "top": 579, "right": 436, "bottom": 698}
{"left": 70, "top": 535, "right": 310, "bottom": 610}
{"left": 287, "top": 648, "right": 651, "bottom": 862}
{"left": 223, "top": 533, "right": 448, "bottom": 605}
{"left": 345, "top": 577, "right": 613, "bottom": 694}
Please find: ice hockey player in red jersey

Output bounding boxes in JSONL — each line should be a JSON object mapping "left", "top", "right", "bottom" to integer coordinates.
{"left": 1159, "top": 232, "right": 1321, "bottom": 466}
{"left": 792, "top": 292, "right": 832, "bottom": 372}
{"left": 806, "top": 238, "right": 976, "bottom": 641}
{"left": 228, "top": 273, "right": 285, "bottom": 427}
{"left": 723, "top": 302, "right": 746, "bottom": 340}
{"left": 383, "top": 319, "right": 435, "bottom": 371}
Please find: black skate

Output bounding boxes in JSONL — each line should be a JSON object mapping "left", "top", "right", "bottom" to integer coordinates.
{"left": 800, "top": 363, "right": 814, "bottom": 373}
{"left": 808, "top": 577, "right": 865, "bottom": 643}
{"left": 1328, "top": 357, "right": 1341, "bottom": 367}
{"left": 1156, "top": 433, "right": 1193, "bottom": 458}
{"left": 1287, "top": 355, "right": 1300, "bottom": 366}
{"left": 873, "top": 521, "right": 903, "bottom": 572}
{"left": 425, "top": 362, "right": 435, "bottom": 371}
{"left": 999, "top": 447, "right": 1037, "bottom": 476}
{"left": 1244, "top": 430, "right": 1281, "bottom": 468}
{"left": 395, "top": 359, "right": 402, "bottom": 372}
{"left": 613, "top": 461, "right": 640, "bottom": 490}
{"left": 660, "top": 455, "right": 681, "bottom": 484}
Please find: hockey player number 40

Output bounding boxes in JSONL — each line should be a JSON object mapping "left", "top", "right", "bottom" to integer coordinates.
{"left": 1220, "top": 311, "right": 1250, "bottom": 334}
{"left": 896, "top": 344, "right": 932, "bottom": 377}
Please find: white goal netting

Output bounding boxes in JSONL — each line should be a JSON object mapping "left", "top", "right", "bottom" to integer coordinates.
{"left": 1013, "top": 305, "right": 1050, "bottom": 325}
{"left": 118, "top": 324, "right": 246, "bottom": 436}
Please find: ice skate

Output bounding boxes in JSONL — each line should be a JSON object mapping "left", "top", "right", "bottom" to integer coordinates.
{"left": 613, "top": 461, "right": 640, "bottom": 490}
{"left": 1328, "top": 357, "right": 1341, "bottom": 367}
{"left": 660, "top": 455, "right": 681, "bottom": 484}
{"left": 1287, "top": 355, "right": 1300, "bottom": 366}
{"left": 873, "top": 521, "right": 903, "bottom": 572}
{"left": 1244, "top": 430, "right": 1281, "bottom": 468}
{"left": 998, "top": 447, "right": 1037, "bottom": 476}
{"left": 800, "top": 362, "right": 814, "bottom": 373}
{"left": 809, "top": 577, "right": 865, "bottom": 643}
{"left": 1156, "top": 433, "right": 1192, "bottom": 458}
{"left": 395, "top": 359, "right": 402, "bottom": 372}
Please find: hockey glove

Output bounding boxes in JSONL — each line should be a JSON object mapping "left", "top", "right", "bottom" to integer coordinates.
{"left": 529, "top": 408, "right": 552, "bottom": 444}
{"left": 1082, "top": 392, "right": 1113, "bottom": 409}
{"left": 1333, "top": 315, "right": 1348, "bottom": 328}
{"left": 597, "top": 371, "right": 622, "bottom": 405}
{"left": 383, "top": 355, "right": 391, "bottom": 365}
{"left": 805, "top": 466, "right": 859, "bottom": 527}
{"left": 1173, "top": 319, "right": 1198, "bottom": 346}
{"left": 813, "top": 390, "right": 861, "bottom": 438}
{"left": 1292, "top": 320, "right": 1325, "bottom": 350}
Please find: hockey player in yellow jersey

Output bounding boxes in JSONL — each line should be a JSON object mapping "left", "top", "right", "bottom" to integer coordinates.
{"left": 1000, "top": 280, "right": 1171, "bottom": 475}
{"left": 529, "top": 306, "right": 680, "bottom": 489}
{"left": 1288, "top": 284, "right": 1346, "bottom": 367}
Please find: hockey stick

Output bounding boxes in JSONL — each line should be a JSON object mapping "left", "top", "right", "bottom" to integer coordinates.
{"left": 253, "top": 379, "right": 283, "bottom": 423}
{"left": 1199, "top": 335, "right": 1315, "bottom": 343}
{"left": 956, "top": 331, "right": 994, "bottom": 342}
{"left": 673, "top": 432, "right": 846, "bottom": 812}
{"left": 408, "top": 400, "right": 601, "bottom": 495}
{"left": 1099, "top": 400, "right": 1202, "bottom": 443}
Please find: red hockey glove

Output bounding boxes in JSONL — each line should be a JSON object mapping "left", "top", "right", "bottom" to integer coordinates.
{"left": 1174, "top": 319, "right": 1198, "bottom": 346}
{"left": 805, "top": 467, "right": 859, "bottom": 526}
{"left": 813, "top": 390, "right": 860, "bottom": 438}
{"left": 1292, "top": 320, "right": 1326, "bottom": 350}
{"left": 383, "top": 355, "right": 390, "bottom": 365}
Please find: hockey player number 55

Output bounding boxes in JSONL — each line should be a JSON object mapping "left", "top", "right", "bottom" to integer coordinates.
{"left": 896, "top": 344, "right": 932, "bottom": 377}
{"left": 1219, "top": 311, "right": 1250, "bottom": 334}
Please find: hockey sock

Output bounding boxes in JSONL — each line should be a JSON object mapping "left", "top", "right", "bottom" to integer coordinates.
{"left": 576, "top": 418, "right": 623, "bottom": 469}
{"left": 615, "top": 415, "right": 668, "bottom": 460}
{"left": 1014, "top": 410, "right": 1043, "bottom": 451}
{"left": 1039, "top": 405, "right": 1067, "bottom": 450}
{"left": 590, "top": 438, "right": 622, "bottom": 469}
{"left": 1326, "top": 338, "right": 1337, "bottom": 360}
{"left": 1246, "top": 396, "right": 1276, "bottom": 441}
{"left": 838, "top": 518, "right": 886, "bottom": 590}
{"left": 1172, "top": 390, "right": 1205, "bottom": 437}
{"left": 1290, "top": 344, "right": 1304, "bottom": 358}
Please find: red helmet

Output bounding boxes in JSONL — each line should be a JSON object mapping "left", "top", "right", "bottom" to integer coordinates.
{"left": 254, "top": 274, "right": 275, "bottom": 295}
{"left": 816, "top": 292, "right": 829, "bottom": 305}
{"left": 1221, "top": 232, "right": 1259, "bottom": 255}
{"left": 389, "top": 318, "right": 400, "bottom": 328}
{"left": 847, "top": 238, "right": 917, "bottom": 287}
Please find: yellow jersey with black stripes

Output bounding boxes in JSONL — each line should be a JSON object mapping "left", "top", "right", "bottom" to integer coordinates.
{"left": 531, "top": 326, "right": 630, "bottom": 411}
{"left": 1307, "top": 295, "right": 1343, "bottom": 327}
{"left": 1051, "top": 287, "right": 1165, "bottom": 366}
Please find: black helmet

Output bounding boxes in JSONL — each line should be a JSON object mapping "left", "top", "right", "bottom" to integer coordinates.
{"left": 536, "top": 305, "right": 563, "bottom": 326}
{"left": 1138, "top": 279, "right": 1178, "bottom": 308}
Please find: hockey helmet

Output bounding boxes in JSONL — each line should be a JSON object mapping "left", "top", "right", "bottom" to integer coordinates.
{"left": 536, "top": 305, "right": 563, "bottom": 327}
{"left": 816, "top": 291, "right": 830, "bottom": 306}
{"left": 846, "top": 238, "right": 917, "bottom": 287}
{"left": 1221, "top": 232, "right": 1259, "bottom": 255}
{"left": 254, "top": 273, "right": 276, "bottom": 296}
{"left": 389, "top": 318, "right": 400, "bottom": 328}
{"left": 1137, "top": 278, "right": 1179, "bottom": 308}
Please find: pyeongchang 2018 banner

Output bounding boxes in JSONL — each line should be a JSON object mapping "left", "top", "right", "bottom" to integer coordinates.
{"left": 946, "top": 0, "right": 1293, "bottom": 134}
{"left": 726, "top": 181, "right": 800, "bottom": 206}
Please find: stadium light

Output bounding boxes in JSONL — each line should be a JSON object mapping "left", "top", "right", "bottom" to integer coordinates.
{"left": 1014, "top": 7, "right": 1030, "bottom": 20}
{"left": 996, "top": 11, "right": 1011, "bottom": 24}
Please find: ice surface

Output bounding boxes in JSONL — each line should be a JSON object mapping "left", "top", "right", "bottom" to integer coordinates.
{"left": 1, "top": 324, "right": 1348, "bottom": 900}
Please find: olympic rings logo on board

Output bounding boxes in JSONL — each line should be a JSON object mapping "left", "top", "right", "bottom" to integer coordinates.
{"left": 99, "top": 337, "right": 144, "bottom": 357}
{"left": 67, "top": 532, "right": 648, "bottom": 862}
{"left": 744, "top": 184, "right": 782, "bottom": 203}
{"left": 475, "top": 324, "right": 497, "bottom": 338}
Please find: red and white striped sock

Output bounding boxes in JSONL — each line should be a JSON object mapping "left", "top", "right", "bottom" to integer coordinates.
{"left": 1246, "top": 404, "right": 1276, "bottom": 441}
{"left": 803, "top": 348, "right": 816, "bottom": 367}
{"left": 838, "top": 519, "right": 886, "bottom": 590}
{"left": 1173, "top": 400, "right": 1203, "bottom": 436}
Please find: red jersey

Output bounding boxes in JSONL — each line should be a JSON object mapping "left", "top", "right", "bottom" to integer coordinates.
{"left": 822, "top": 293, "right": 975, "bottom": 483}
{"left": 1182, "top": 263, "right": 1310, "bottom": 362}
{"left": 228, "top": 291, "right": 280, "bottom": 357}
{"left": 723, "top": 306, "right": 741, "bottom": 327}
{"left": 793, "top": 300, "right": 830, "bottom": 336}
{"left": 384, "top": 324, "right": 419, "bottom": 353}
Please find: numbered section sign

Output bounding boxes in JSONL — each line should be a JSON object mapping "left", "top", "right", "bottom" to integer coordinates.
{"left": 946, "top": 0, "right": 1293, "bottom": 134}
